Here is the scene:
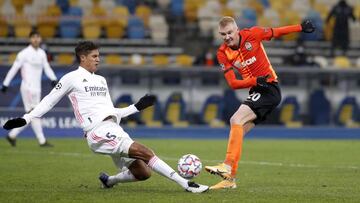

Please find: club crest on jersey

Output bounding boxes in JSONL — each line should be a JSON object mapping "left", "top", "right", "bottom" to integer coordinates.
{"left": 245, "top": 42, "right": 252, "bottom": 51}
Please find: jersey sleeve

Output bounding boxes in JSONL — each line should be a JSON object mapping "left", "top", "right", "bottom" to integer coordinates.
{"left": 2, "top": 52, "right": 24, "bottom": 86}
{"left": 23, "top": 73, "right": 73, "bottom": 123}
{"left": 115, "top": 104, "right": 139, "bottom": 118}
{"left": 224, "top": 70, "right": 257, "bottom": 89}
{"left": 217, "top": 49, "right": 233, "bottom": 71}
{"left": 251, "top": 25, "right": 302, "bottom": 41}
{"left": 250, "top": 26, "right": 274, "bottom": 41}
{"left": 42, "top": 51, "right": 57, "bottom": 81}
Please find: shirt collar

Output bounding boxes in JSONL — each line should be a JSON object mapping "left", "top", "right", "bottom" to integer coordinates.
{"left": 78, "top": 66, "right": 94, "bottom": 75}
{"left": 28, "top": 45, "right": 39, "bottom": 52}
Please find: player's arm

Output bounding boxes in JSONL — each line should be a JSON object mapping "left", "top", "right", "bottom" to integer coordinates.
{"left": 1, "top": 53, "right": 24, "bottom": 92}
{"left": 42, "top": 52, "right": 58, "bottom": 87}
{"left": 217, "top": 50, "right": 257, "bottom": 89}
{"left": 3, "top": 74, "right": 72, "bottom": 130}
{"left": 116, "top": 94, "right": 156, "bottom": 118}
{"left": 116, "top": 105, "right": 139, "bottom": 118}
{"left": 252, "top": 20, "right": 315, "bottom": 40}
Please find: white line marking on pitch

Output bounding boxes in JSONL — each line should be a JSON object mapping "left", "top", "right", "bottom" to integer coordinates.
{"left": 4, "top": 149, "right": 358, "bottom": 170}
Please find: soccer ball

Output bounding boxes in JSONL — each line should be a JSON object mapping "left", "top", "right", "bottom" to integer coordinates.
{"left": 177, "top": 154, "right": 202, "bottom": 179}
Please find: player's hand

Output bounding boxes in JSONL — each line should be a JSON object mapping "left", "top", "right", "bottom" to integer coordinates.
{"left": 301, "top": 20, "right": 315, "bottom": 33}
{"left": 1, "top": 85, "right": 8, "bottom": 93}
{"left": 3, "top": 117, "right": 27, "bottom": 130}
{"left": 256, "top": 75, "right": 271, "bottom": 87}
{"left": 51, "top": 80, "right": 58, "bottom": 87}
{"left": 135, "top": 94, "right": 156, "bottom": 111}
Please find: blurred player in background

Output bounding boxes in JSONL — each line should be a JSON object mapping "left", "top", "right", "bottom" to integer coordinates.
{"left": 1, "top": 30, "right": 57, "bottom": 147}
{"left": 205, "top": 16, "right": 315, "bottom": 189}
{"left": 2, "top": 41, "right": 209, "bottom": 193}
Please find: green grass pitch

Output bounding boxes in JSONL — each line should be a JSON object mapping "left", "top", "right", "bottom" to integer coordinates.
{"left": 0, "top": 138, "right": 359, "bottom": 203}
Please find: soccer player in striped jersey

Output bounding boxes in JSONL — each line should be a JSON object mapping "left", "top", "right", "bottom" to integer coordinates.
{"left": 205, "top": 16, "right": 315, "bottom": 189}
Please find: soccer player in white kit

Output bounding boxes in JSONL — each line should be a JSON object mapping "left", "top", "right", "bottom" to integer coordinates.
{"left": 3, "top": 41, "right": 209, "bottom": 193}
{"left": 1, "top": 30, "right": 57, "bottom": 147}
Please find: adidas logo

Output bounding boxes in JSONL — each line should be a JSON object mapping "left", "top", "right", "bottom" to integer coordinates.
{"left": 82, "top": 79, "right": 88, "bottom": 82}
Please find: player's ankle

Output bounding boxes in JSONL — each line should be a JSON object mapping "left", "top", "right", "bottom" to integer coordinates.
{"left": 223, "top": 162, "right": 231, "bottom": 171}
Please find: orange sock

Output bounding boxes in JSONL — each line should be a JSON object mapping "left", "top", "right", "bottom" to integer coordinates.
{"left": 224, "top": 124, "right": 244, "bottom": 177}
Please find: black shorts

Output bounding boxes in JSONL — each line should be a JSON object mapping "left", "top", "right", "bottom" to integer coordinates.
{"left": 243, "top": 82, "right": 281, "bottom": 125}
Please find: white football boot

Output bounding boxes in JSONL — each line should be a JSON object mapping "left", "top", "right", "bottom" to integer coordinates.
{"left": 185, "top": 181, "right": 209, "bottom": 193}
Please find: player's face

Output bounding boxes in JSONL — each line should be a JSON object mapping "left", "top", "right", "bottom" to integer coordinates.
{"left": 30, "top": 34, "right": 42, "bottom": 48}
{"left": 219, "top": 23, "right": 239, "bottom": 49}
{"left": 80, "top": 49, "right": 100, "bottom": 73}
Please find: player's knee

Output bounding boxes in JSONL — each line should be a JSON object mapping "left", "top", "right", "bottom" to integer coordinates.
{"left": 141, "top": 147, "right": 155, "bottom": 162}
{"left": 229, "top": 115, "right": 244, "bottom": 125}
{"left": 129, "top": 142, "right": 155, "bottom": 163}
{"left": 130, "top": 160, "right": 152, "bottom": 181}
{"left": 135, "top": 168, "right": 151, "bottom": 181}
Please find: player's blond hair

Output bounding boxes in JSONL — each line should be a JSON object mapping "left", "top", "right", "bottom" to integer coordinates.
{"left": 219, "top": 16, "right": 237, "bottom": 28}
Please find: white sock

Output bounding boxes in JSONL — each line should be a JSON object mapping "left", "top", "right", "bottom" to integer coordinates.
{"left": 148, "top": 156, "right": 188, "bottom": 189}
{"left": 9, "top": 125, "right": 27, "bottom": 139}
{"left": 31, "top": 118, "right": 46, "bottom": 144}
{"left": 108, "top": 170, "right": 137, "bottom": 185}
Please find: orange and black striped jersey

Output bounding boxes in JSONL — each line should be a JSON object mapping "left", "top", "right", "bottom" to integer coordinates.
{"left": 217, "top": 24, "right": 302, "bottom": 89}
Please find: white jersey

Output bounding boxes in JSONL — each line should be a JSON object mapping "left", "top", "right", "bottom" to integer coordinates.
{"left": 23, "top": 66, "right": 138, "bottom": 132}
{"left": 3, "top": 45, "right": 57, "bottom": 91}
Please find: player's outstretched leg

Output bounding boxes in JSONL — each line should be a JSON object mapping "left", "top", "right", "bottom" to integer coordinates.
{"left": 129, "top": 142, "right": 209, "bottom": 193}
{"left": 99, "top": 159, "right": 151, "bottom": 188}
{"left": 99, "top": 172, "right": 112, "bottom": 188}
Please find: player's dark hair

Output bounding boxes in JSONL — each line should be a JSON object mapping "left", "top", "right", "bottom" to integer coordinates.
{"left": 75, "top": 41, "right": 99, "bottom": 63}
{"left": 29, "top": 29, "right": 40, "bottom": 38}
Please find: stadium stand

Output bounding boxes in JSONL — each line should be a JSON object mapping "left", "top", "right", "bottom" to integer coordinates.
{"left": 114, "top": 94, "right": 141, "bottom": 126}
{"left": 222, "top": 89, "right": 241, "bottom": 124}
{"left": 279, "top": 96, "right": 303, "bottom": 127}
{"left": 308, "top": 89, "right": 331, "bottom": 125}
{"left": 0, "top": 15, "right": 9, "bottom": 37}
{"left": 164, "top": 92, "right": 189, "bottom": 127}
{"left": 0, "top": 0, "right": 360, "bottom": 127}
{"left": 200, "top": 94, "right": 225, "bottom": 127}
{"left": 104, "top": 54, "right": 123, "bottom": 65}
{"left": 153, "top": 54, "right": 170, "bottom": 67}
{"left": 335, "top": 96, "right": 360, "bottom": 127}
{"left": 139, "top": 95, "right": 163, "bottom": 127}
{"left": 333, "top": 55, "right": 352, "bottom": 68}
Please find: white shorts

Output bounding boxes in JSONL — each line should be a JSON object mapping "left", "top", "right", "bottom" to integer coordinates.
{"left": 20, "top": 86, "right": 41, "bottom": 112}
{"left": 86, "top": 120, "right": 135, "bottom": 170}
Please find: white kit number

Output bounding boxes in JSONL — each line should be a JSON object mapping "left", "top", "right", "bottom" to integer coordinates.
{"left": 248, "top": 93, "right": 261, "bottom": 101}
